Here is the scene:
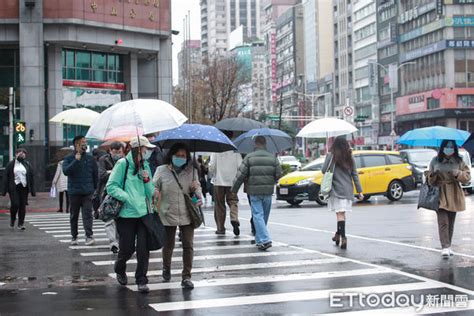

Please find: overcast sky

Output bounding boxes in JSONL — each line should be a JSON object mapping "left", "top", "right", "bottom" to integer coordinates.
{"left": 171, "top": 0, "right": 201, "bottom": 85}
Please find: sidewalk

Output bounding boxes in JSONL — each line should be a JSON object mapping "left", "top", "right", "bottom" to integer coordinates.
{"left": 0, "top": 192, "right": 59, "bottom": 213}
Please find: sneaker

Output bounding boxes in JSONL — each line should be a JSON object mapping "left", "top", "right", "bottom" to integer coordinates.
{"left": 257, "top": 242, "right": 272, "bottom": 251}
{"left": 137, "top": 284, "right": 149, "bottom": 293}
{"left": 85, "top": 237, "right": 96, "bottom": 246}
{"left": 448, "top": 248, "right": 454, "bottom": 257}
{"left": 18, "top": 225, "right": 26, "bottom": 231}
{"left": 441, "top": 248, "right": 450, "bottom": 258}
{"left": 215, "top": 230, "right": 226, "bottom": 235}
{"left": 162, "top": 269, "right": 171, "bottom": 282}
{"left": 110, "top": 245, "right": 119, "bottom": 254}
{"left": 70, "top": 238, "right": 78, "bottom": 246}
{"left": 116, "top": 273, "right": 128, "bottom": 286}
{"left": 181, "top": 279, "right": 194, "bottom": 289}
{"left": 231, "top": 221, "right": 240, "bottom": 236}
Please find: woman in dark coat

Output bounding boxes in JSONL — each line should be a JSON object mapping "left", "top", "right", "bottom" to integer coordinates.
{"left": 1, "top": 147, "right": 36, "bottom": 230}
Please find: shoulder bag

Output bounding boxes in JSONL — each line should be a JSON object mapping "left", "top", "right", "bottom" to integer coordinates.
{"left": 171, "top": 169, "right": 203, "bottom": 229}
{"left": 141, "top": 197, "right": 167, "bottom": 251}
{"left": 320, "top": 154, "right": 335, "bottom": 197}
{"left": 417, "top": 181, "right": 440, "bottom": 211}
{"left": 98, "top": 160, "right": 129, "bottom": 222}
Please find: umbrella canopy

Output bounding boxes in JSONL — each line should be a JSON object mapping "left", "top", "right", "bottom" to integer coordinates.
{"left": 462, "top": 133, "right": 474, "bottom": 156}
{"left": 153, "top": 124, "right": 236, "bottom": 153}
{"left": 297, "top": 117, "right": 358, "bottom": 138}
{"left": 214, "top": 117, "right": 265, "bottom": 132}
{"left": 86, "top": 99, "right": 187, "bottom": 140}
{"left": 233, "top": 128, "right": 292, "bottom": 154}
{"left": 49, "top": 108, "right": 99, "bottom": 126}
{"left": 398, "top": 126, "right": 470, "bottom": 147}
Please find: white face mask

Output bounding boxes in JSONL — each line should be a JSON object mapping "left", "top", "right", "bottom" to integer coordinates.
{"left": 143, "top": 149, "right": 152, "bottom": 160}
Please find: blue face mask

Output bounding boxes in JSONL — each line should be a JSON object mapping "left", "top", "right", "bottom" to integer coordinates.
{"left": 443, "top": 147, "right": 454, "bottom": 156}
{"left": 172, "top": 156, "right": 187, "bottom": 168}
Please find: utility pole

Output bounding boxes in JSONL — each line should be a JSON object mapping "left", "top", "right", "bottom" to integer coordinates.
{"left": 8, "top": 87, "right": 14, "bottom": 161}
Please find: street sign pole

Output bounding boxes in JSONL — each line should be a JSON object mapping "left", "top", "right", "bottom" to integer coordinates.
{"left": 8, "top": 87, "right": 14, "bottom": 161}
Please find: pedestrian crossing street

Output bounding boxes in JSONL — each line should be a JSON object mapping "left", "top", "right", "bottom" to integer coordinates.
{"left": 26, "top": 213, "right": 474, "bottom": 314}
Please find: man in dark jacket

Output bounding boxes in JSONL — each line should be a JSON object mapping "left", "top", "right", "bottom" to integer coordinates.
{"left": 2, "top": 147, "right": 36, "bottom": 230}
{"left": 232, "top": 136, "right": 282, "bottom": 250}
{"left": 63, "top": 135, "right": 98, "bottom": 246}
{"left": 93, "top": 141, "right": 125, "bottom": 253}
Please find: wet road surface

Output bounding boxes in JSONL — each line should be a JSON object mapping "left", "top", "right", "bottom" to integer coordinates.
{"left": 0, "top": 192, "right": 473, "bottom": 315}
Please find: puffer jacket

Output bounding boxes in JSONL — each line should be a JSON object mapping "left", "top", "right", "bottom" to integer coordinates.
{"left": 106, "top": 152, "right": 155, "bottom": 218}
{"left": 63, "top": 152, "right": 98, "bottom": 195}
{"left": 232, "top": 149, "right": 282, "bottom": 195}
{"left": 153, "top": 162, "right": 202, "bottom": 226}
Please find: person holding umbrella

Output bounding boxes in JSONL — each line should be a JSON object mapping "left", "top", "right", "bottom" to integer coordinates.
{"left": 2, "top": 147, "right": 36, "bottom": 230}
{"left": 426, "top": 140, "right": 471, "bottom": 258}
{"left": 153, "top": 142, "right": 202, "bottom": 290}
{"left": 106, "top": 136, "right": 156, "bottom": 293}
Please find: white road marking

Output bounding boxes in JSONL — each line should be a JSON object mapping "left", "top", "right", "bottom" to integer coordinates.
{"left": 60, "top": 238, "right": 109, "bottom": 243}
{"left": 149, "top": 281, "right": 441, "bottom": 312}
{"left": 53, "top": 233, "right": 107, "bottom": 238}
{"left": 45, "top": 229, "right": 106, "bottom": 234}
{"left": 111, "top": 258, "right": 349, "bottom": 278}
{"left": 324, "top": 300, "right": 474, "bottom": 315}
{"left": 93, "top": 250, "right": 310, "bottom": 266}
{"left": 129, "top": 268, "right": 389, "bottom": 291}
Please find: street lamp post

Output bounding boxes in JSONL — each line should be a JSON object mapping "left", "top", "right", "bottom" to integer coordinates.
{"left": 368, "top": 61, "right": 416, "bottom": 150}
{"left": 296, "top": 92, "right": 332, "bottom": 119}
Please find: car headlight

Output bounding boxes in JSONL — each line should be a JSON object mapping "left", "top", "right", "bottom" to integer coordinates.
{"left": 414, "top": 167, "right": 425, "bottom": 173}
{"left": 296, "top": 179, "right": 312, "bottom": 186}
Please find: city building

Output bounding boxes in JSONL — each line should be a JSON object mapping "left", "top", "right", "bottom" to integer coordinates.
{"left": 262, "top": 0, "right": 299, "bottom": 115}
{"left": 375, "top": 0, "right": 399, "bottom": 147}
{"left": 396, "top": 0, "right": 474, "bottom": 135}
{"left": 352, "top": 0, "right": 378, "bottom": 148}
{"left": 332, "top": 0, "right": 354, "bottom": 119}
{"left": 200, "top": 0, "right": 264, "bottom": 59}
{"left": 274, "top": 3, "right": 305, "bottom": 128}
{"left": 0, "top": 0, "right": 172, "bottom": 190}
{"left": 177, "top": 40, "right": 201, "bottom": 88}
{"left": 250, "top": 41, "right": 267, "bottom": 115}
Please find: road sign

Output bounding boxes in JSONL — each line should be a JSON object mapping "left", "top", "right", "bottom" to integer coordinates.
{"left": 15, "top": 121, "right": 26, "bottom": 145}
{"left": 343, "top": 106, "right": 354, "bottom": 117}
{"left": 267, "top": 115, "right": 280, "bottom": 121}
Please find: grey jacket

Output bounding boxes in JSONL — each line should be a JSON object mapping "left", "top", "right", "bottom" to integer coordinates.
{"left": 153, "top": 162, "right": 202, "bottom": 226}
{"left": 232, "top": 149, "right": 282, "bottom": 195}
{"left": 322, "top": 153, "right": 362, "bottom": 200}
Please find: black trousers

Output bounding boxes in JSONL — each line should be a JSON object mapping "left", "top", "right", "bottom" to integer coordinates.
{"left": 9, "top": 184, "right": 28, "bottom": 226}
{"left": 69, "top": 194, "right": 94, "bottom": 239}
{"left": 115, "top": 217, "right": 150, "bottom": 285}
{"left": 59, "top": 191, "right": 69, "bottom": 212}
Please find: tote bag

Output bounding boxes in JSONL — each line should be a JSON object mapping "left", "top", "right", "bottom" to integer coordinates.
{"left": 320, "top": 155, "right": 335, "bottom": 196}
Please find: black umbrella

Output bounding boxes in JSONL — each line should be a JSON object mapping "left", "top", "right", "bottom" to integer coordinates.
{"left": 214, "top": 117, "right": 265, "bottom": 132}
{"left": 462, "top": 133, "right": 474, "bottom": 156}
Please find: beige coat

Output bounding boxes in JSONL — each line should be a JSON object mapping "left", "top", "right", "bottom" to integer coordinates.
{"left": 427, "top": 156, "right": 471, "bottom": 212}
{"left": 52, "top": 161, "right": 68, "bottom": 192}
{"left": 153, "top": 163, "right": 202, "bottom": 226}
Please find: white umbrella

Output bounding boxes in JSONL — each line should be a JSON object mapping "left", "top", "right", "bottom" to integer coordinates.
{"left": 86, "top": 99, "right": 187, "bottom": 140}
{"left": 297, "top": 117, "right": 358, "bottom": 138}
{"left": 49, "top": 108, "right": 100, "bottom": 126}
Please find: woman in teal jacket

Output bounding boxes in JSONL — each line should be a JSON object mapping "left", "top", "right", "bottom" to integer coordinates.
{"left": 106, "top": 136, "right": 155, "bottom": 293}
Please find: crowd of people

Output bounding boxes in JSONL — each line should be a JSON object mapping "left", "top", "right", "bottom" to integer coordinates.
{"left": 1, "top": 131, "right": 470, "bottom": 293}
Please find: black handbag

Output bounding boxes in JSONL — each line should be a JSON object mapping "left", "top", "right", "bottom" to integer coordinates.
{"left": 98, "top": 160, "right": 129, "bottom": 222}
{"left": 141, "top": 199, "right": 167, "bottom": 251}
{"left": 417, "top": 182, "right": 440, "bottom": 211}
{"left": 171, "top": 170, "right": 204, "bottom": 229}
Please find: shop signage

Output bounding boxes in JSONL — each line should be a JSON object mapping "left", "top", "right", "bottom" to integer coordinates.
{"left": 446, "top": 39, "right": 474, "bottom": 48}
{"left": 398, "top": 2, "right": 436, "bottom": 24}
{"left": 400, "top": 18, "right": 446, "bottom": 43}
{"left": 409, "top": 95, "right": 424, "bottom": 104}
{"left": 449, "top": 16, "right": 474, "bottom": 26}
{"left": 444, "top": 0, "right": 474, "bottom": 4}
{"left": 377, "top": 0, "right": 395, "bottom": 13}
{"left": 400, "top": 40, "right": 447, "bottom": 62}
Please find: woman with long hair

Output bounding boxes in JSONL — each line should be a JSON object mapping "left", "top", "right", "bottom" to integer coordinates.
{"left": 153, "top": 142, "right": 202, "bottom": 290}
{"left": 106, "top": 136, "right": 156, "bottom": 293}
{"left": 322, "top": 136, "right": 363, "bottom": 249}
{"left": 427, "top": 140, "right": 470, "bottom": 258}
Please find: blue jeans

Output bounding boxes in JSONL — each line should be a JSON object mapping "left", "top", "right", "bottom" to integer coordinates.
{"left": 249, "top": 195, "right": 272, "bottom": 245}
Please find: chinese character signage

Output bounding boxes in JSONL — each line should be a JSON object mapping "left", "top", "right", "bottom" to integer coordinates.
{"left": 446, "top": 39, "right": 474, "bottom": 48}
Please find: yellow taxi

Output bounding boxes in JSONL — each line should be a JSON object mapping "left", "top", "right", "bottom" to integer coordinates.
{"left": 277, "top": 150, "right": 415, "bottom": 205}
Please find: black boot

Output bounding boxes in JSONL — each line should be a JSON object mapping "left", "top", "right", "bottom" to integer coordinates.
{"left": 337, "top": 221, "right": 346, "bottom": 248}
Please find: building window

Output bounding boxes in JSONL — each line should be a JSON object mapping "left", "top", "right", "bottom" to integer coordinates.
{"left": 457, "top": 95, "right": 474, "bottom": 108}
{"left": 62, "top": 49, "right": 123, "bottom": 83}
{"left": 427, "top": 97, "right": 440, "bottom": 110}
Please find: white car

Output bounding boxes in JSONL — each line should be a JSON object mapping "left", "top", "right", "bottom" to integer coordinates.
{"left": 278, "top": 155, "right": 302, "bottom": 171}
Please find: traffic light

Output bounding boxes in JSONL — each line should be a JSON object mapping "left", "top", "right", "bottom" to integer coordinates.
{"left": 14, "top": 121, "right": 26, "bottom": 145}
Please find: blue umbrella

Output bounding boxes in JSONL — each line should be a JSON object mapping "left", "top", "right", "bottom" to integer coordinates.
{"left": 462, "top": 133, "right": 474, "bottom": 156}
{"left": 233, "top": 128, "right": 292, "bottom": 154}
{"left": 398, "top": 126, "right": 470, "bottom": 147}
{"left": 153, "top": 123, "right": 236, "bottom": 153}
